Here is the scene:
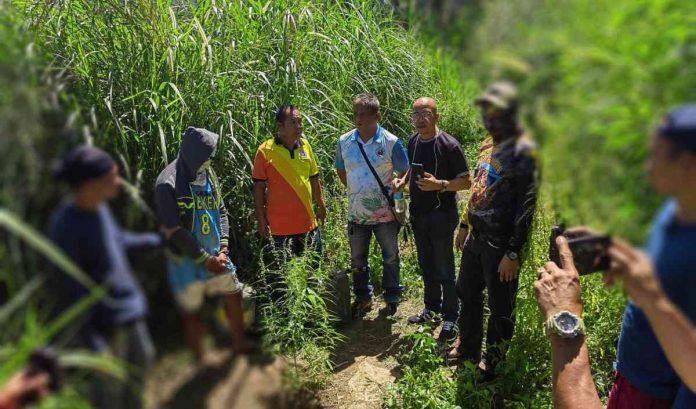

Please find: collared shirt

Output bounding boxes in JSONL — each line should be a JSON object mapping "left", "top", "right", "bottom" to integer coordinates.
{"left": 335, "top": 125, "right": 409, "bottom": 225}
{"left": 252, "top": 136, "right": 320, "bottom": 236}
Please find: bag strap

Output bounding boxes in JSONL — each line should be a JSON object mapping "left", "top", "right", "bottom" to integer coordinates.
{"left": 356, "top": 141, "right": 394, "bottom": 207}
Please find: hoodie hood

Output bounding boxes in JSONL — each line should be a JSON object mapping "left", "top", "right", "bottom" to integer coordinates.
{"left": 177, "top": 127, "right": 219, "bottom": 182}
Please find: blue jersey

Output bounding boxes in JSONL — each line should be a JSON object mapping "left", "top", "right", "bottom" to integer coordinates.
{"left": 167, "top": 174, "right": 235, "bottom": 294}
{"left": 191, "top": 176, "right": 223, "bottom": 254}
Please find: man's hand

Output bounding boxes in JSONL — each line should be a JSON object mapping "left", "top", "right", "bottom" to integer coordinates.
{"left": 455, "top": 227, "right": 469, "bottom": 250}
{"left": 534, "top": 236, "right": 583, "bottom": 319}
{"left": 498, "top": 255, "right": 520, "bottom": 282}
{"left": 257, "top": 217, "right": 270, "bottom": 238}
{"left": 0, "top": 370, "right": 50, "bottom": 409}
{"left": 393, "top": 176, "right": 407, "bottom": 192}
{"left": 416, "top": 172, "right": 443, "bottom": 192}
{"left": 606, "top": 238, "right": 662, "bottom": 310}
{"left": 205, "top": 254, "right": 227, "bottom": 274}
{"left": 316, "top": 205, "right": 327, "bottom": 225}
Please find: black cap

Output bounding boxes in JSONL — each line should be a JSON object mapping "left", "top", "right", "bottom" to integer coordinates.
{"left": 52, "top": 145, "right": 115, "bottom": 186}
{"left": 657, "top": 104, "right": 696, "bottom": 153}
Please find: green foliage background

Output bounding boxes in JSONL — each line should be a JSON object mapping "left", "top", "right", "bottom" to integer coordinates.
{"left": 385, "top": 0, "right": 695, "bottom": 407}
{"left": 1, "top": 0, "right": 693, "bottom": 407}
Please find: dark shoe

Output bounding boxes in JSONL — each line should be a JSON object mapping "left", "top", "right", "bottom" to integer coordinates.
{"left": 351, "top": 299, "right": 373, "bottom": 318}
{"left": 477, "top": 360, "right": 497, "bottom": 383}
{"left": 384, "top": 302, "right": 398, "bottom": 317}
{"left": 437, "top": 321, "right": 457, "bottom": 343}
{"left": 407, "top": 308, "right": 439, "bottom": 325}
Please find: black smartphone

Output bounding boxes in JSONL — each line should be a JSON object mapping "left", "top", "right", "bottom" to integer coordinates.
{"left": 549, "top": 224, "right": 611, "bottom": 275}
{"left": 411, "top": 163, "right": 425, "bottom": 180}
{"left": 549, "top": 223, "right": 566, "bottom": 266}
{"left": 567, "top": 235, "right": 611, "bottom": 275}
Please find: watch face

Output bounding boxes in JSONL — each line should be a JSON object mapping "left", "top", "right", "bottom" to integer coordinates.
{"left": 554, "top": 312, "right": 578, "bottom": 335}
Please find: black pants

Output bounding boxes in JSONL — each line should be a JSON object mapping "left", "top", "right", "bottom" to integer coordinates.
{"left": 411, "top": 207, "right": 459, "bottom": 322}
{"left": 456, "top": 234, "right": 518, "bottom": 368}
{"left": 266, "top": 229, "right": 322, "bottom": 303}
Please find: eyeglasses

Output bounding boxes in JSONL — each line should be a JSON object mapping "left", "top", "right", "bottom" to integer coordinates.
{"left": 411, "top": 111, "right": 435, "bottom": 121}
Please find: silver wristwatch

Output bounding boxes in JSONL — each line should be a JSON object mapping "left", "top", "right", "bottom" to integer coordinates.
{"left": 544, "top": 311, "right": 585, "bottom": 339}
{"left": 505, "top": 250, "right": 518, "bottom": 261}
{"left": 439, "top": 180, "right": 448, "bottom": 193}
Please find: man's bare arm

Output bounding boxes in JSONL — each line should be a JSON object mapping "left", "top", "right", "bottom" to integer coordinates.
{"left": 253, "top": 180, "right": 269, "bottom": 237}
{"left": 642, "top": 293, "right": 696, "bottom": 391}
{"left": 337, "top": 169, "right": 347, "bottom": 187}
{"left": 551, "top": 336, "right": 602, "bottom": 409}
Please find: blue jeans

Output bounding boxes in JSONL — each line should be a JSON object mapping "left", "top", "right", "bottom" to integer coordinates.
{"left": 347, "top": 221, "right": 401, "bottom": 303}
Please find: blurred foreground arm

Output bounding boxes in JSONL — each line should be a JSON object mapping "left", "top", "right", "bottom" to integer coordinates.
{"left": 534, "top": 236, "right": 602, "bottom": 409}
{"left": 0, "top": 371, "right": 49, "bottom": 409}
{"left": 607, "top": 239, "right": 696, "bottom": 392}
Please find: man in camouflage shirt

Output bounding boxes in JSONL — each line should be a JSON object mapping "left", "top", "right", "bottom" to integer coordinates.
{"left": 448, "top": 82, "right": 539, "bottom": 380}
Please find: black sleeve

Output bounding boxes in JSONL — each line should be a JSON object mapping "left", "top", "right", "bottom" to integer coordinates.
{"left": 507, "top": 148, "right": 539, "bottom": 253}
{"left": 406, "top": 135, "right": 415, "bottom": 163}
{"left": 155, "top": 183, "right": 209, "bottom": 263}
{"left": 155, "top": 183, "right": 183, "bottom": 230}
{"left": 447, "top": 142, "right": 469, "bottom": 179}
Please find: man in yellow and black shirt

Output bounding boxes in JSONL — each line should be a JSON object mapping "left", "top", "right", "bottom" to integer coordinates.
{"left": 448, "top": 82, "right": 539, "bottom": 380}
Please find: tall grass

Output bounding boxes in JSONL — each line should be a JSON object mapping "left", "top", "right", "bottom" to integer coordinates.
{"left": 3, "top": 0, "right": 482, "bottom": 403}
{"left": 23, "top": 0, "right": 481, "bottom": 271}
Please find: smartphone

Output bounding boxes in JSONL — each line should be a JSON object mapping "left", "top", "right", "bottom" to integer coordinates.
{"left": 411, "top": 163, "right": 425, "bottom": 180}
{"left": 567, "top": 235, "right": 611, "bottom": 275}
{"left": 549, "top": 223, "right": 566, "bottom": 266}
{"left": 549, "top": 224, "right": 611, "bottom": 275}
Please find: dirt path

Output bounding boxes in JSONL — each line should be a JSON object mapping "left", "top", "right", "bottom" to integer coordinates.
{"left": 146, "top": 298, "right": 426, "bottom": 409}
{"left": 317, "top": 298, "right": 422, "bottom": 409}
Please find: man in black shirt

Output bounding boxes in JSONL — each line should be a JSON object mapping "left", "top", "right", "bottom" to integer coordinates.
{"left": 394, "top": 97, "right": 471, "bottom": 343}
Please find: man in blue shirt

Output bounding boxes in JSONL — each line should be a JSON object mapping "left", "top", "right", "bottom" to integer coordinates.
{"left": 335, "top": 93, "right": 409, "bottom": 317}
{"left": 533, "top": 105, "right": 696, "bottom": 409}
{"left": 607, "top": 104, "right": 696, "bottom": 409}
{"left": 49, "top": 145, "right": 162, "bottom": 409}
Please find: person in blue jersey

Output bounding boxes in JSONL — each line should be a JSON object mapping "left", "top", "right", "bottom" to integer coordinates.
{"left": 49, "top": 145, "right": 162, "bottom": 409}
{"left": 533, "top": 104, "right": 696, "bottom": 409}
{"left": 155, "top": 127, "right": 247, "bottom": 360}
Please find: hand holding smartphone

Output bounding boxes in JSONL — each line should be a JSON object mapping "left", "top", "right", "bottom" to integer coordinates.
{"left": 550, "top": 224, "right": 611, "bottom": 275}
{"left": 411, "top": 163, "right": 425, "bottom": 180}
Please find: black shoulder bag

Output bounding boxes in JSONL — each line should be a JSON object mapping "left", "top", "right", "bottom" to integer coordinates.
{"left": 357, "top": 142, "right": 407, "bottom": 226}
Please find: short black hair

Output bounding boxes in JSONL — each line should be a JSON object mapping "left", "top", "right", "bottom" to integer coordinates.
{"left": 352, "top": 93, "right": 380, "bottom": 113}
{"left": 275, "top": 105, "right": 297, "bottom": 124}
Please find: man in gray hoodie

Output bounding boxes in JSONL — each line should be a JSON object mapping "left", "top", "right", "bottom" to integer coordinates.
{"left": 155, "top": 127, "right": 247, "bottom": 359}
